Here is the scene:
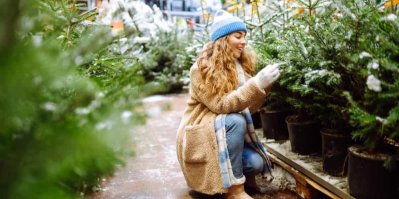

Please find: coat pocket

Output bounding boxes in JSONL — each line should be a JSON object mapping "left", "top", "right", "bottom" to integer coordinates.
{"left": 182, "top": 124, "right": 209, "bottom": 163}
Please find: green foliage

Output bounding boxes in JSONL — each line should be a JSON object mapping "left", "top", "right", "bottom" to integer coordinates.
{"left": 0, "top": 0, "right": 151, "bottom": 198}
{"left": 255, "top": 36, "right": 293, "bottom": 111}
{"left": 255, "top": 1, "right": 356, "bottom": 129}
{"left": 255, "top": 0, "right": 398, "bottom": 158}
{"left": 141, "top": 31, "right": 191, "bottom": 93}
{"left": 278, "top": 2, "right": 353, "bottom": 127}
{"left": 255, "top": 3, "right": 347, "bottom": 125}
{"left": 95, "top": 1, "right": 195, "bottom": 94}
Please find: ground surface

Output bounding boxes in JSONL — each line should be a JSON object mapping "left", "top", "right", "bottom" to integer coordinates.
{"left": 90, "top": 93, "right": 299, "bottom": 199}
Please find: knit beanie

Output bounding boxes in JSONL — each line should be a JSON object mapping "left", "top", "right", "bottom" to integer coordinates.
{"left": 210, "top": 10, "right": 247, "bottom": 41}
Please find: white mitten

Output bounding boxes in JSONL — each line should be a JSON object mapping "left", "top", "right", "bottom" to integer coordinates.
{"left": 255, "top": 63, "right": 281, "bottom": 89}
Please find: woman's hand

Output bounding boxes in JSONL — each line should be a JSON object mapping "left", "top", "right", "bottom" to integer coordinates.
{"left": 255, "top": 63, "right": 281, "bottom": 89}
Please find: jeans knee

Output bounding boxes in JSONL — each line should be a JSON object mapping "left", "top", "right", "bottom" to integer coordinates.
{"left": 251, "top": 154, "right": 264, "bottom": 172}
{"left": 243, "top": 149, "right": 264, "bottom": 175}
{"left": 226, "top": 113, "right": 247, "bottom": 135}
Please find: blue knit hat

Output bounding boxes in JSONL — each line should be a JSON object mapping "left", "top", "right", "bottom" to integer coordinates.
{"left": 210, "top": 10, "right": 247, "bottom": 41}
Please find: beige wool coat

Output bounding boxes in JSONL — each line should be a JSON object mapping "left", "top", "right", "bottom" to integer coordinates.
{"left": 176, "top": 63, "right": 268, "bottom": 195}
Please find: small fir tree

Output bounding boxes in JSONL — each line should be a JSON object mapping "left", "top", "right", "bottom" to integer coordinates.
{"left": 341, "top": 0, "right": 399, "bottom": 163}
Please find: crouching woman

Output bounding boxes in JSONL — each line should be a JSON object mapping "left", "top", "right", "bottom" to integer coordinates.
{"left": 176, "top": 10, "right": 280, "bottom": 199}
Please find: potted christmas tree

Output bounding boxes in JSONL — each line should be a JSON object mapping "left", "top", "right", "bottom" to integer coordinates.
{"left": 285, "top": 0, "right": 357, "bottom": 176}
{"left": 255, "top": 33, "right": 294, "bottom": 140}
{"left": 258, "top": 25, "right": 326, "bottom": 155}
{"left": 247, "top": 1, "right": 296, "bottom": 139}
{"left": 338, "top": 1, "right": 399, "bottom": 198}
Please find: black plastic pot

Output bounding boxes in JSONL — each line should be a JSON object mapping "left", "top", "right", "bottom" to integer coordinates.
{"left": 260, "top": 109, "right": 289, "bottom": 140}
{"left": 321, "top": 129, "right": 351, "bottom": 176}
{"left": 348, "top": 145, "right": 399, "bottom": 199}
{"left": 285, "top": 115, "right": 321, "bottom": 155}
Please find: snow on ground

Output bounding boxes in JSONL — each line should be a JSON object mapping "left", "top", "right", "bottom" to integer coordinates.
{"left": 264, "top": 139, "right": 348, "bottom": 192}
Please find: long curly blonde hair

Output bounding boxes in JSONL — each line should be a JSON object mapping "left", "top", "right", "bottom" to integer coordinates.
{"left": 197, "top": 36, "right": 256, "bottom": 97}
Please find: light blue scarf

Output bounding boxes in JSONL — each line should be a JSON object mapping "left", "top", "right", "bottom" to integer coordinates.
{"left": 214, "top": 61, "right": 274, "bottom": 188}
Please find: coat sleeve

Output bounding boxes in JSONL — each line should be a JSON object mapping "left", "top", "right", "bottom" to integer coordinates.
{"left": 190, "top": 65, "right": 267, "bottom": 114}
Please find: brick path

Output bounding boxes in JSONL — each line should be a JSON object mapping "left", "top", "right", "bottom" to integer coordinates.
{"left": 90, "top": 93, "right": 298, "bottom": 199}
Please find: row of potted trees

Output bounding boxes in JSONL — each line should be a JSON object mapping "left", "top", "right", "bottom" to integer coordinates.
{"left": 252, "top": 0, "right": 398, "bottom": 198}
{"left": 183, "top": 0, "right": 398, "bottom": 197}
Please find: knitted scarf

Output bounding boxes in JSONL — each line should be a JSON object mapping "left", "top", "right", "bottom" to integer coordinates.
{"left": 214, "top": 61, "right": 274, "bottom": 188}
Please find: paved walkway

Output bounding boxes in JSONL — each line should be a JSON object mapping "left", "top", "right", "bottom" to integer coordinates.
{"left": 90, "top": 93, "right": 298, "bottom": 199}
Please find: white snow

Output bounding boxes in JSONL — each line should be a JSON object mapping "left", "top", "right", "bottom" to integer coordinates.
{"left": 366, "top": 74, "right": 382, "bottom": 92}
{"left": 359, "top": 51, "right": 372, "bottom": 59}
{"left": 142, "top": 95, "right": 169, "bottom": 103}
{"left": 262, "top": 138, "right": 349, "bottom": 192}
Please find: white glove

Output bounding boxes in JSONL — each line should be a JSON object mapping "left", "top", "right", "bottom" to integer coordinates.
{"left": 255, "top": 63, "right": 281, "bottom": 89}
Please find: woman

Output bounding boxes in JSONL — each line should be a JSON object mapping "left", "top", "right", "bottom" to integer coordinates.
{"left": 176, "top": 10, "right": 280, "bottom": 199}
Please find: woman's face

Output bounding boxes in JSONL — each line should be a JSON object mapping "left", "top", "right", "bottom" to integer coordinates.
{"left": 227, "top": 31, "right": 246, "bottom": 59}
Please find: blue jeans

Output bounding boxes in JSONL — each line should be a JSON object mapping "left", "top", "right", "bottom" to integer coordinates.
{"left": 219, "top": 113, "right": 264, "bottom": 179}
